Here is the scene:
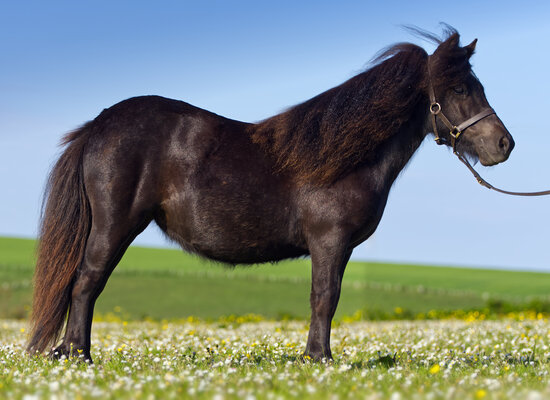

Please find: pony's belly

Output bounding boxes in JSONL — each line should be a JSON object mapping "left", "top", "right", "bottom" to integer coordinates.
{"left": 189, "top": 241, "right": 307, "bottom": 264}
{"left": 158, "top": 192, "right": 305, "bottom": 264}
{"left": 167, "top": 224, "right": 307, "bottom": 264}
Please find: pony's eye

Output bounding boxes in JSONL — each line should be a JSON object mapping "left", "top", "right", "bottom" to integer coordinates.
{"left": 453, "top": 85, "right": 466, "bottom": 94}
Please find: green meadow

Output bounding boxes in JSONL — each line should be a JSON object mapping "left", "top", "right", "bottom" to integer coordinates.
{"left": 4, "top": 236, "right": 550, "bottom": 399}
{"left": 1, "top": 236, "right": 550, "bottom": 321}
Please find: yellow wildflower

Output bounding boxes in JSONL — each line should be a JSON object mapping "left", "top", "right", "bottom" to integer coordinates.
{"left": 475, "top": 389, "right": 487, "bottom": 399}
{"left": 429, "top": 364, "right": 440, "bottom": 374}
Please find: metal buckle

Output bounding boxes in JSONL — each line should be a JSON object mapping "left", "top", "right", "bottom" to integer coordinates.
{"left": 450, "top": 127, "right": 461, "bottom": 139}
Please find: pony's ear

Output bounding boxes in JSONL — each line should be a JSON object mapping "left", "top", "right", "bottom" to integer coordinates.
{"left": 444, "top": 32, "right": 460, "bottom": 48}
{"left": 464, "top": 39, "right": 477, "bottom": 58}
{"left": 433, "top": 32, "right": 460, "bottom": 58}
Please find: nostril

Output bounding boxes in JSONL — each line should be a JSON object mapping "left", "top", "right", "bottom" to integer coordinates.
{"left": 499, "top": 136, "right": 510, "bottom": 154}
{"left": 498, "top": 135, "right": 515, "bottom": 155}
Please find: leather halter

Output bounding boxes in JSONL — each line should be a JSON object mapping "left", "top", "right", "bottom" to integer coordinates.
{"left": 428, "top": 62, "right": 550, "bottom": 196}
{"left": 427, "top": 64, "right": 495, "bottom": 152}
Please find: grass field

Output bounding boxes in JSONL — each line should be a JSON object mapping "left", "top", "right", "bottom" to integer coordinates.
{"left": 3, "top": 318, "right": 550, "bottom": 399}
{"left": 3, "top": 236, "right": 550, "bottom": 399}
{"left": 2, "top": 236, "right": 550, "bottom": 321}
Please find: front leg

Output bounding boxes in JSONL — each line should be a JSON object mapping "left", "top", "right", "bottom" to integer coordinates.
{"left": 304, "top": 229, "right": 351, "bottom": 361}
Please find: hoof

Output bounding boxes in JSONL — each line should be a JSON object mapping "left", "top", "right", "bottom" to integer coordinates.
{"left": 302, "top": 350, "right": 333, "bottom": 363}
{"left": 49, "top": 343, "right": 92, "bottom": 363}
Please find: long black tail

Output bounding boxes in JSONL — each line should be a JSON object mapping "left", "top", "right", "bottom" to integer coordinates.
{"left": 27, "top": 125, "right": 92, "bottom": 354}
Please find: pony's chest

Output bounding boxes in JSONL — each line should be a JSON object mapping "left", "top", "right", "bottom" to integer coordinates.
{"left": 297, "top": 177, "right": 391, "bottom": 248}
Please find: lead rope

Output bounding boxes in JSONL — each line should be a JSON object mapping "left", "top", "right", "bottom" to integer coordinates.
{"left": 454, "top": 152, "right": 550, "bottom": 196}
{"left": 427, "top": 62, "right": 550, "bottom": 197}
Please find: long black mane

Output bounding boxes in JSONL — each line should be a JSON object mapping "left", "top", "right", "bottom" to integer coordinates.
{"left": 251, "top": 28, "right": 474, "bottom": 184}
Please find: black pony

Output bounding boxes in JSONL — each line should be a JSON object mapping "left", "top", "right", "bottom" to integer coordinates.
{"left": 28, "top": 28, "right": 514, "bottom": 361}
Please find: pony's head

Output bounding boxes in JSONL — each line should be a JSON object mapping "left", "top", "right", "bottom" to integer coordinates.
{"left": 428, "top": 32, "right": 514, "bottom": 165}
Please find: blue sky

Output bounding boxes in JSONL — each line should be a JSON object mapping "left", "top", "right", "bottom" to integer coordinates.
{"left": 1, "top": 1, "right": 550, "bottom": 270}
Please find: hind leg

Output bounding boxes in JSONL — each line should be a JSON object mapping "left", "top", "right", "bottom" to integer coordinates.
{"left": 51, "top": 211, "right": 152, "bottom": 361}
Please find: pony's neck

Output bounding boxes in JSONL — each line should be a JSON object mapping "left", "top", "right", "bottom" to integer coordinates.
{"left": 365, "top": 107, "right": 430, "bottom": 190}
{"left": 251, "top": 49, "right": 429, "bottom": 185}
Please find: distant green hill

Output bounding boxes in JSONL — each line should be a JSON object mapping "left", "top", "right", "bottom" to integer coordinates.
{"left": 2, "top": 236, "right": 550, "bottom": 320}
